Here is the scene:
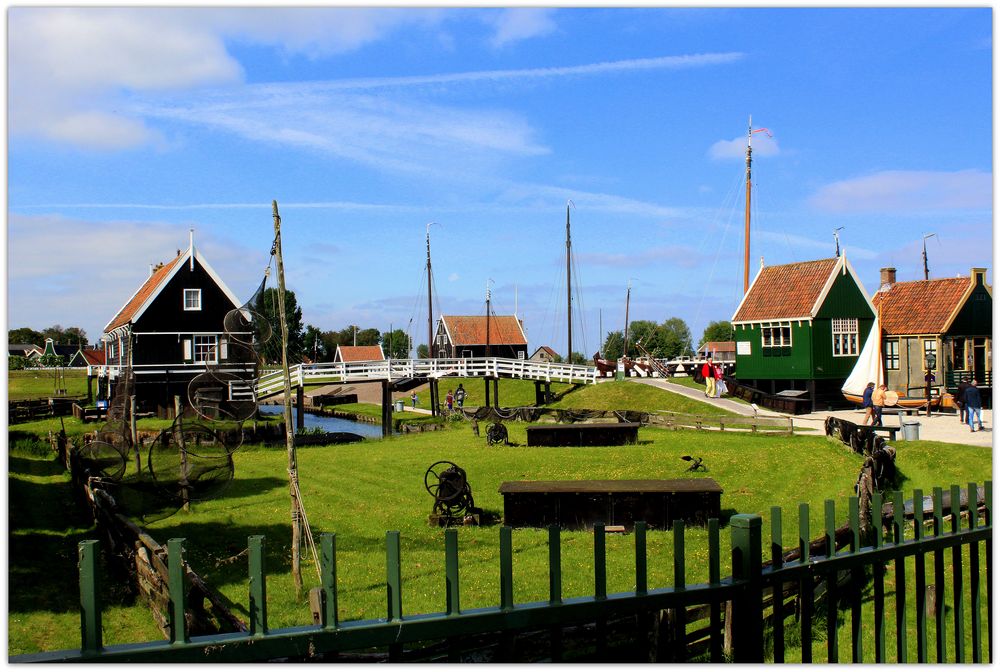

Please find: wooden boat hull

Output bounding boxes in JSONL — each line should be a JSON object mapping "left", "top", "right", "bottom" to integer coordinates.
{"left": 843, "top": 392, "right": 954, "bottom": 410}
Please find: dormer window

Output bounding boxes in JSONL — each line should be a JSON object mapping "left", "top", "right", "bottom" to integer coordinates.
{"left": 184, "top": 289, "right": 202, "bottom": 311}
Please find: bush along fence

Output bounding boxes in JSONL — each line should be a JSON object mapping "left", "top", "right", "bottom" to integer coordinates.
{"left": 12, "top": 482, "right": 992, "bottom": 663}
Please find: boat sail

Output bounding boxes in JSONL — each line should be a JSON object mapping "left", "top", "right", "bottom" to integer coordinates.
{"left": 841, "top": 314, "right": 886, "bottom": 403}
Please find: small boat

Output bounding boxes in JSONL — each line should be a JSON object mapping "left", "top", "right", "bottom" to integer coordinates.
{"left": 841, "top": 311, "right": 949, "bottom": 409}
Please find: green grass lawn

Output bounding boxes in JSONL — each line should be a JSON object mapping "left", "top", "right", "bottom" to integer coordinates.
{"left": 8, "top": 369, "right": 89, "bottom": 400}
{"left": 8, "top": 418, "right": 991, "bottom": 656}
{"left": 550, "top": 379, "right": 740, "bottom": 416}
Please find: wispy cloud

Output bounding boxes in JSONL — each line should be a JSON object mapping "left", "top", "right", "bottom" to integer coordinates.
{"left": 808, "top": 170, "right": 992, "bottom": 213}
{"left": 708, "top": 132, "right": 780, "bottom": 160}
{"left": 756, "top": 229, "right": 878, "bottom": 260}
{"left": 486, "top": 8, "right": 558, "bottom": 48}
{"left": 577, "top": 245, "right": 708, "bottom": 269}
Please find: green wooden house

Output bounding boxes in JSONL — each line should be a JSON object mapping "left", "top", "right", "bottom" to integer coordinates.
{"left": 730, "top": 256, "right": 876, "bottom": 410}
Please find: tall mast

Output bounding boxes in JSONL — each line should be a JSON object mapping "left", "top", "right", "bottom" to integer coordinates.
{"left": 743, "top": 116, "right": 753, "bottom": 295}
{"left": 922, "top": 233, "right": 936, "bottom": 280}
{"left": 485, "top": 279, "right": 492, "bottom": 357}
{"left": 566, "top": 202, "right": 572, "bottom": 361}
{"left": 623, "top": 280, "right": 632, "bottom": 359}
{"left": 426, "top": 223, "right": 433, "bottom": 358}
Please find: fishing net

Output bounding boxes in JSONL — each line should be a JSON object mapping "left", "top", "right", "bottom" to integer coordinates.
{"left": 147, "top": 421, "right": 237, "bottom": 503}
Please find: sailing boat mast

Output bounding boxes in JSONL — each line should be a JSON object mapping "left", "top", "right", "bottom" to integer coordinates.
{"left": 426, "top": 223, "right": 434, "bottom": 359}
{"left": 623, "top": 280, "right": 632, "bottom": 359}
{"left": 743, "top": 117, "right": 753, "bottom": 295}
{"left": 566, "top": 201, "right": 573, "bottom": 361}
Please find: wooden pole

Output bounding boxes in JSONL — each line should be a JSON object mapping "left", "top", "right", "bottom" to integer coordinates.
{"left": 130, "top": 394, "right": 141, "bottom": 475}
{"left": 426, "top": 224, "right": 434, "bottom": 359}
{"left": 273, "top": 200, "right": 303, "bottom": 593}
{"left": 743, "top": 117, "right": 753, "bottom": 295}
{"left": 174, "top": 395, "right": 189, "bottom": 512}
{"left": 566, "top": 204, "right": 572, "bottom": 361}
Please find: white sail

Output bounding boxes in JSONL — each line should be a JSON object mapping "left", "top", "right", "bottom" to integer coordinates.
{"left": 841, "top": 316, "right": 882, "bottom": 397}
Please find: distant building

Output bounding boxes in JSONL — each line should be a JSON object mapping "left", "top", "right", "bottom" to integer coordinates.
{"left": 731, "top": 256, "right": 875, "bottom": 410}
{"left": 99, "top": 238, "right": 255, "bottom": 415}
{"left": 529, "top": 345, "right": 560, "bottom": 363}
{"left": 433, "top": 315, "right": 528, "bottom": 359}
{"left": 873, "top": 267, "right": 992, "bottom": 400}
{"left": 334, "top": 345, "right": 386, "bottom": 363}
{"left": 696, "top": 341, "right": 736, "bottom": 363}
{"left": 8, "top": 343, "right": 42, "bottom": 358}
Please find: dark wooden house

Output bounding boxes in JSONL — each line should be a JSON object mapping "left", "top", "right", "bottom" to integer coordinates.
{"left": 433, "top": 315, "right": 528, "bottom": 359}
{"left": 873, "top": 267, "right": 992, "bottom": 403}
{"left": 100, "top": 240, "right": 254, "bottom": 415}
{"left": 731, "top": 256, "right": 876, "bottom": 410}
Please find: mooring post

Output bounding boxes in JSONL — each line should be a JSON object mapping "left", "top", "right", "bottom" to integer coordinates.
{"left": 484, "top": 378, "right": 491, "bottom": 408}
{"left": 78, "top": 540, "right": 102, "bottom": 654}
{"left": 430, "top": 380, "right": 438, "bottom": 417}
{"left": 86, "top": 375, "right": 94, "bottom": 404}
{"left": 130, "top": 395, "right": 141, "bottom": 475}
{"left": 493, "top": 378, "right": 499, "bottom": 408}
{"left": 381, "top": 380, "right": 392, "bottom": 437}
{"left": 296, "top": 386, "right": 305, "bottom": 430}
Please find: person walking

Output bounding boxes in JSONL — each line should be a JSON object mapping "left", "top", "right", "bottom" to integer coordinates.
{"left": 964, "top": 379, "right": 984, "bottom": 432}
{"left": 955, "top": 379, "right": 971, "bottom": 423}
{"left": 713, "top": 363, "right": 725, "bottom": 398}
{"left": 871, "top": 383, "right": 887, "bottom": 427}
{"left": 702, "top": 357, "right": 716, "bottom": 398}
{"left": 455, "top": 383, "right": 466, "bottom": 409}
{"left": 446, "top": 389, "right": 454, "bottom": 413}
{"left": 861, "top": 382, "right": 875, "bottom": 425}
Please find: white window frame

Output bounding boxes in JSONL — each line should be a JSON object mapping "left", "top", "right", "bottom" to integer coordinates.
{"left": 831, "top": 318, "right": 860, "bottom": 357}
{"left": 194, "top": 335, "right": 218, "bottom": 364}
{"left": 760, "top": 322, "right": 792, "bottom": 348}
{"left": 184, "top": 288, "right": 202, "bottom": 311}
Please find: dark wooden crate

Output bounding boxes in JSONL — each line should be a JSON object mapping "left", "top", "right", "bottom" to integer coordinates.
{"left": 499, "top": 478, "right": 723, "bottom": 530}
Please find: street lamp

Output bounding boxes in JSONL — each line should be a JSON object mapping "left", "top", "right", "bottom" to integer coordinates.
{"left": 924, "top": 352, "right": 937, "bottom": 417}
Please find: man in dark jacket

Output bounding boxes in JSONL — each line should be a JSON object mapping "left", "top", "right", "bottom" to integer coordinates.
{"left": 964, "top": 380, "right": 984, "bottom": 432}
{"left": 862, "top": 382, "right": 875, "bottom": 425}
{"left": 956, "top": 380, "right": 971, "bottom": 423}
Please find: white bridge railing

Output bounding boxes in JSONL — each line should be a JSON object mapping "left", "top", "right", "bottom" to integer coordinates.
{"left": 255, "top": 357, "right": 599, "bottom": 399}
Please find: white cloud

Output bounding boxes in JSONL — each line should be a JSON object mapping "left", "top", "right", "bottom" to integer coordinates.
{"left": 708, "top": 131, "right": 780, "bottom": 160}
{"left": 808, "top": 170, "right": 992, "bottom": 213}
{"left": 487, "top": 9, "right": 558, "bottom": 48}
{"left": 7, "top": 214, "right": 262, "bottom": 338}
{"left": 448, "top": 273, "right": 461, "bottom": 282}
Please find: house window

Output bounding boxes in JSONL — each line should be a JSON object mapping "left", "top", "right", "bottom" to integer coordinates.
{"left": 831, "top": 318, "right": 859, "bottom": 357}
{"left": 184, "top": 289, "right": 202, "bottom": 311}
{"left": 194, "top": 335, "right": 218, "bottom": 364}
{"left": 923, "top": 339, "right": 937, "bottom": 369}
{"left": 884, "top": 339, "right": 900, "bottom": 370}
{"left": 761, "top": 324, "right": 791, "bottom": 348}
{"left": 951, "top": 338, "right": 967, "bottom": 371}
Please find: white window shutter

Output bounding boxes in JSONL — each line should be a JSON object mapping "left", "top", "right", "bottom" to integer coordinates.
{"left": 183, "top": 338, "right": 192, "bottom": 361}
{"left": 220, "top": 337, "right": 228, "bottom": 360}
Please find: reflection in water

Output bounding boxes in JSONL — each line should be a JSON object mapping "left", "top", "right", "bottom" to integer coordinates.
{"left": 257, "top": 404, "right": 385, "bottom": 439}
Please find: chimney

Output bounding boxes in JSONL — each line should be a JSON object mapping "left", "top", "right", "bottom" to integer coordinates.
{"left": 149, "top": 264, "right": 154, "bottom": 278}
{"left": 971, "top": 267, "right": 986, "bottom": 286}
{"left": 880, "top": 267, "right": 896, "bottom": 287}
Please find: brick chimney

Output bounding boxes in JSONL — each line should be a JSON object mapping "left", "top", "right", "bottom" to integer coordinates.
{"left": 880, "top": 267, "right": 896, "bottom": 287}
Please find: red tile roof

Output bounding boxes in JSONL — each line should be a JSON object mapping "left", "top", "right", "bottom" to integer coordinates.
{"left": 81, "top": 349, "right": 105, "bottom": 366}
{"left": 873, "top": 277, "right": 970, "bottom": 335}
{"left": 443, "top": 315, "right": 526, "bottom": 345}
{"left": 732, "top": 258, "right": 840, "bottom": 323}
{"left": 699, "top": 341, "right": 735, "bottom": 352}
{"left": 104, "top": 253, "right": 183, "bottom": 332}
{"left": 336, "top": 345, "right": 385, "bottom": 362}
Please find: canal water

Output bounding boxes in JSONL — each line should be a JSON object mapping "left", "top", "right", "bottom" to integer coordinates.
{"left": 258, "top": 404, "right": 385, "bottom": 439}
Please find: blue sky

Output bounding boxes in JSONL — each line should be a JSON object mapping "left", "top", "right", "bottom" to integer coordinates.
{"left": 7, "top": 7, "right": 993, "bottom": 356}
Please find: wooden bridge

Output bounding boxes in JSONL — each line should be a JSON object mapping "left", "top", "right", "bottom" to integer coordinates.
{"left": 255, "top": 357, "right": 599, "bottom": 400}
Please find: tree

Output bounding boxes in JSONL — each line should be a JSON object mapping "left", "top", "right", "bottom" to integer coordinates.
{"left": 627, "top": 320, "right": 663, "bottom": 357}
{"left": 700, "top": 320, "right": 734, "bottom": 346}
{"left": 9, "top": 327, "right": 43, "bottom": 345}
{"left": 303, "top": 325, "right": 328, "bottom": 362}
{"left": 416, "top": 344, "right": 430, "bottom": 359}
{"left": 660, "top": 317, "right": 693, "bottom": 359}
{"left": 602, "top": 331, "right": 624, "bottom": 360}
{"left": 255, "top": 288, "right": 305, "bottom": 364}
{"left": 381, "top": 329, "right": 410, "bottom": 359}
{"left": 356, "top": 328, "right": 381, "bottom": 347}
{"left": 568, "top": 351, "right": 588, "bottom": 365}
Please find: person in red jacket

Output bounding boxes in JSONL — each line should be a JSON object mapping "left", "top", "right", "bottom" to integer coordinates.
{"left": 702, "top": 357, "right": 716, "bottom": 397}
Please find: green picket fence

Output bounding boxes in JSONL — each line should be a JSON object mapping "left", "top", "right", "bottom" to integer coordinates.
{"left": 12, "top": 482, "right": 991, "bottom": 663}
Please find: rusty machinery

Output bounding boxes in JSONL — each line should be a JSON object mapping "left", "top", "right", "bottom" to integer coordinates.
{"left": 424, "top": 460, "right": 482, "bottom": 525}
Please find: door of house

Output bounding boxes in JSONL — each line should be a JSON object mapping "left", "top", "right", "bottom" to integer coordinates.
{"left": 973, "top": 337, "right": 990, "bottom": 383}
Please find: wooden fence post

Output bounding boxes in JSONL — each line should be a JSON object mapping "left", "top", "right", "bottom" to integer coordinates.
{"left": 730, "top": 514, "right": 763, "bottom": 663}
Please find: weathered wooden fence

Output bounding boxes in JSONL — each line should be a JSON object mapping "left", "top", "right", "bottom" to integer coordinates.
{"left": 12, "top": 482, "right": 991, "bottom": 663}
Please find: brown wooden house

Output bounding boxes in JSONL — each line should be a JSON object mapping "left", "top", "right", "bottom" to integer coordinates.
{"left": 433, "top": 315, "right": 528, "bottom": 359}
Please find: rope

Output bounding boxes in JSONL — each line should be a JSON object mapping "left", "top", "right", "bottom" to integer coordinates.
{"left": 289, "top": 470, "right": 322, "bottom": 582}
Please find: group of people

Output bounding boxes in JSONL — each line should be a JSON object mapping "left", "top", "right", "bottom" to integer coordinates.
{"left": 861, "top": 382, "right": 889, "bottom": 427}
{"left": 701, "top": 357, "right": 728, "bottom": 398}
{"left": 862, "top": 379, "right": 986, "bottom": 432}
{"left": 409, "top": 383, "right": 467, "bottom": 412}
{"left": 955, "top": 379, "right": 985, "bottom": 432}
